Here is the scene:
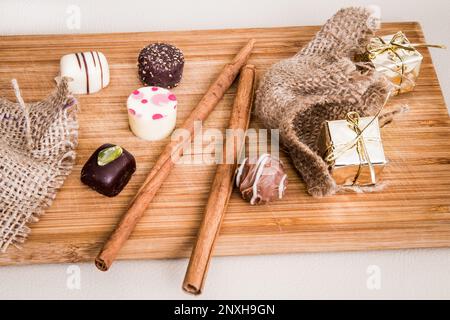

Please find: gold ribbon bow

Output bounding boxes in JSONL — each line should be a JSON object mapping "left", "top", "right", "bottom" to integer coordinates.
{"left": 324, "top": 111, "right": 383, "bottom": 186}
{"left": 345, "top": 112, "right": 377, "bottom": 185}
{"left": 367, "top": 31, "right": 446, "bottom": 94}
{"left": 368, "top": 31, "right": 415, "bottom": 59}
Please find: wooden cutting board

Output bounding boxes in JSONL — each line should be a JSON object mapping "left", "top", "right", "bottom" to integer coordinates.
{"left": 1, "top": 22, "right": 449, "bottom": 267}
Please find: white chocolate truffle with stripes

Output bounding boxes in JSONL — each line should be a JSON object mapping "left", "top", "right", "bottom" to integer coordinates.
{"left": 59, "top": 51, "right": 110, "bottom": 94}
{"left": 236, "top": 154, "right": 288, "bottom": 205}
{"left": 126, "top": 86, "right": 177, "bottom": 141}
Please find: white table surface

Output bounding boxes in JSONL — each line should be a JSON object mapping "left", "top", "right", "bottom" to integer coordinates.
{"left": 1, "top": 0, "right": 449, "bottom": 300}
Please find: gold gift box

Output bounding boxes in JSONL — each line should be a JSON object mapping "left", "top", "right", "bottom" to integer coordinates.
{"left": 368, "top": 32, "right": 423, "bottom": 95}
{"left": 319, "top": 116, "right": 387, "bottom": 186}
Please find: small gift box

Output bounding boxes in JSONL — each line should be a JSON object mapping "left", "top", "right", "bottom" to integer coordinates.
{"left": 318, "top": 112, "right": 387, "bottom": 186}
{"left": 367, "top": 32, "right": 423, "bottom": 95}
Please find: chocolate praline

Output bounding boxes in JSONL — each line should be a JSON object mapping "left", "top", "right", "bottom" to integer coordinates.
{"left": 81, "top": 144, "right": 136, "bottom": 197}
{"left": 138, "top": 43, "right": 184, "bottom": 89}
{"left": 235, "top": 154, "right": 288, "bottom": 205}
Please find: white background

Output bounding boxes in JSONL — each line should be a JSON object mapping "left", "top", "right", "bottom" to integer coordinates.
{"left": 0, "top": 0, "right": 449, "bottom": 299}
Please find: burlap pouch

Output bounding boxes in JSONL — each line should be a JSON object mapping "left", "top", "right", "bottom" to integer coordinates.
{"left": 0, "top": 78, "right": 78, "bottom": 252}
{"left": 255, "top": 7, "right": 395, "bottom": 197}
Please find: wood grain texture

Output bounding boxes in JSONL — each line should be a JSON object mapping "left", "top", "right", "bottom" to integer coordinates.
{"left": 0, "top": 22, "right": 449, "bottom": 267}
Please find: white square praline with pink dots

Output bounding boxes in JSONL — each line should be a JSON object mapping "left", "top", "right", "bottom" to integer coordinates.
{"left": 126, "top": 86, "right": 178, "bottom": 141}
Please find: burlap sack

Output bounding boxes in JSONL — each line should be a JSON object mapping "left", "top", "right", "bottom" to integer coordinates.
{"left": 255, "top": 7, "right": 394, "bottom": 197}
{"left": 0, "top": 78, "right": 78, "bottom": 252}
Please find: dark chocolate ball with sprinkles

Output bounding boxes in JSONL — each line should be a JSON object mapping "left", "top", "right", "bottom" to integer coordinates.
{"left": 138, "top": 43, "right": 185, "bottom": 89}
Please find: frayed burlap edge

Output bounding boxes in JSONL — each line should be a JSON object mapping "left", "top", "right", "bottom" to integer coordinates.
{"left": 0, "top": 78, "right": 79, "bottom": 252}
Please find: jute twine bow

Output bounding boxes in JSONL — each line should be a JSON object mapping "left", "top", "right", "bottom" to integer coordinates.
{"left": 367, "top": 31, "right": 446, "bottom": 94}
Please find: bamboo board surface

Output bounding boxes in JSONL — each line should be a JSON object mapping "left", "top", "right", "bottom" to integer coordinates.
{"left": 0, "top": 22, "right": 449, "bottom": 267}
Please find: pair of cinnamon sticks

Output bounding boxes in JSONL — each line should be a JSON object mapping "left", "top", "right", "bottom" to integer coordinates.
{"left": 183, "top": 63, "right": 256, "bottom": 295}
{"left": 95, "top": 40, "right": 257, "bottom": 295}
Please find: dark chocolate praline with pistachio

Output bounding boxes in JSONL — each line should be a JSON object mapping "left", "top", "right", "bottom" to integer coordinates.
{"left": 81, "top": 144, "right": 136, "bottom": 197}
{"left": 137, "top": 43, "right": 184, "bottom": 89}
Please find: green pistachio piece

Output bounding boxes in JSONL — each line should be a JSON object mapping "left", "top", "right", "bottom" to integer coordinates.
{"left": 97, "top": 145, "right": 123, "bottom": 166}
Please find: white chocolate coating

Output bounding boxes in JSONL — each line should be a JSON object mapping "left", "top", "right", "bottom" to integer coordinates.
{"left": 59, "top": 51, "right": 110, "bottom": 94}
{"left": 126, "top": 86, "right": 177, "bottom": 141}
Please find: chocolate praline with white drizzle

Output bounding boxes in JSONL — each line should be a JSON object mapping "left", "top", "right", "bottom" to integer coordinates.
{"left": 138, "top": 43, "right": 184, "bottom": 89}
{"left": 235, "top": 154, "right": 288, "bottom": 205}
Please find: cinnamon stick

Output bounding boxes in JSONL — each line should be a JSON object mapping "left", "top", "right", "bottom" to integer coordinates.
{"left": 95, "top": 39, "right": 256, "bottom": 271}
{"left": 182, "top": 64, "right": 256, "bottom": 295}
